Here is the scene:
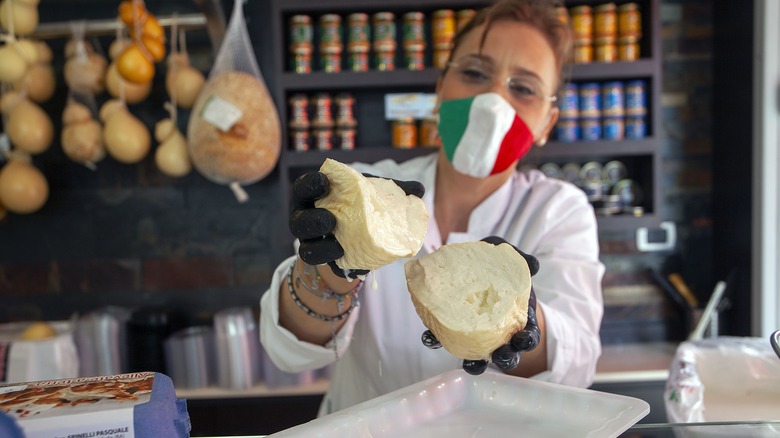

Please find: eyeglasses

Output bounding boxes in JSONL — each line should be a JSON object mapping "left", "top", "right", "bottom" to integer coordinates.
{"left": 446, "top": 59, "right": 557, "bottom": 108}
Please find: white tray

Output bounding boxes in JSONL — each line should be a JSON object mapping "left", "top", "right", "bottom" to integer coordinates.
{"left": 268, "top": 370, "right": 650, "bottom": 438}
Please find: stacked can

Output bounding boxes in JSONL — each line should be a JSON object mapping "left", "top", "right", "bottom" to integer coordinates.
{"left": 618, "top": 3, "right": 642, "bottom": 61}
{"left": 403, "top": 12, "right": 426, "bottom": 70}
{"left": 288, "top": 94, "right": 310, "bottom": 151}
{"left": 555, "top": 83, "right": 580, "bottom": 142}
{"left": 372, "top": 12, "right": 396, "bottom": 71}
{"left": 418, "top": 116, "right": 439, "bottom": 146}
{"left": 570, "top": 5, "right": 592, "bottom": 64}
{"left": 392, "top": 118, "right": 417, "bottom": 148}
{"left": 432, "top": 9, "right": 456, "bottom": 69}
{"left": 593, "top": 3, "right": 617, "bottom": 63}
{"left": 289, "top": 15, "right": 313, "bottom": 74}
{"left": 319, "top": 14, "right": 343, "bottom": 73}
{"left": 602, "top": 81, "right": 624, "bottom": 139}
{"left": 625, "top": 80, "right": 648, "bottom": 138}
{"left": 456, "top": 9, "right": 476, "bottom": 32}
{"left": 335, "top": 93, "right": 358, "bottom": 150}
{"left": 579, "top": 83, "right": 601, "bottom": 140}
{"left": 347, "top": 13, "right": 370, "bottom": 72}
{"left": 311, "top": 93, "right": 335, "bottom": 150}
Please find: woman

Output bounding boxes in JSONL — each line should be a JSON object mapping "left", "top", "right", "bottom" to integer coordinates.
{"left": 260, "top": 0, "right": 604, "bottom": 416}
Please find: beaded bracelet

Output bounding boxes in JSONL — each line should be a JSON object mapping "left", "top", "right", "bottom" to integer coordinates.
{"left": 287, "top": 264, "right": 358, "bottom": 322}
{"left": 294, "top": 260, "right": 362, "bottom": 311}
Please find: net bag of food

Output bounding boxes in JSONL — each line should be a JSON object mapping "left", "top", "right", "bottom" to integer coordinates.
{"left": 187, "top": 0, "right": 281, "bottom": 202}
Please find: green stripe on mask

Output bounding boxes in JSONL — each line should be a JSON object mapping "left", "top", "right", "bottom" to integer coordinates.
{"left": 438, "top": 96, "right": 475, "bottom": 162}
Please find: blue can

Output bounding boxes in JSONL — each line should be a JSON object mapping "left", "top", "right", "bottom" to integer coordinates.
{"left": 601, "top": 81, "right": 624, "bottom": 117}
{"left": 559, "top": 83, "right": 579, "bottom": 119}
{"left": 625, "top": 80, "right": 647, "bottom": 116}
{"left": 625, "top": 116, "right": 647, "bottom": 138}
{"left": 578, "top": 82, "right": 601, "bottom": 118}
{"left": 603, "top": 117, "right": 625, "bottom": 140}
{"left": 555, "top": 118, "right": 580, "bottom": 142}
{"left": 580, "top": 117, "right": 601, "bottom": 141}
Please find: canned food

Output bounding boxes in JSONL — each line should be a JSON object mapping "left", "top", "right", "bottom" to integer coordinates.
{"left": 583, "top": 180, "right": 604, "bottom": 201}
{"left": 625, "top": 116, "right": 647, "bottom": 139}
{"left": 311, "top": 93, "right": 334, "bottom": 129}
{"left": 289, "top": 128, "right": 310, "bottom": 151}
{"left": 433, "top": 10, "right": 456, "bottom": 47}
{"left": 319, "top": 14, "right": 342, "bottom": 45}
{"left": 403, "top": 12, "right": 426, "bottom": 45}
{"left": 418, "top": 117, "right": 439, "bottom": 146}
{"left": 433, "top": 48, "right": 451, "bottom": 69}
{"left": 336, "top": 127, "right": 356, "bottom": 150}
{"left": 618, "top": 36, "right": 640, "bottom": 61}
{"left": 612, "top": 179, "right": 643, "bottom": 207}
{"left": 601, "top": 81, "right": 624, "bottom": 117}
{"left": 404, "top": 43, "right": 425, "bottom": 70}
{"left": 540, "top": 163, "right": 563, "bottom": 179}
{"left": 372, "top": 12, "right": 396, "bottom": 46}
{"left": 320, "top": 44, "right": 342, "bottom": 73}
{"left": 572, "top": 41, "right": 593, "bottom": 64}
{"left": 375, "top": 49, "right": 396, "bottom": 71}
{"left": 594, "top": 3, "right": 617, "bottom": 39}
{"left": 580, "top": 161, "right": 604, "bottom": 184}
{"left": 335, "top": 93, "right": 357, "bottom": 128}
{"left": 602, "top": 117, "right": 624, "bottom": 140}
{"left": 347, "top": 13, "right": 370, "bottom": 44}
{"left": 555, "top": 6, "right": 569, "bottom": 26}
{"left": 625, "top": 80, "right": 647, "bottom": 115}
{"left": 559, "top": 83, "right": 579, "bottom": 119}
{"left": 594, "top": 38, "right": 617, "bottom": 62}
{"left": 618, "top": 3, "right": 642, "bottom": 38}
{"left": 602, "top": 160, "right": 627, "bottom": 185}
{"left": 578, "top": 83, "right": 601, "bottom": 118}
{"left": 288, "top": 94, "right": 309, "bottom": 129}
{"left": 570, "top": 6, "right": 593, "bottom": 42}
{"left": 289, "top": 44, "right": 312, "bottom": 74}
{"left": 457, "top": 9, "right": 476, "bottom": 32}
{"left": 562, "top": 162, "right": 582, "bottom": 185}
{"left": 555, "top": 119, "right": 579, "bottom": 142}
{"left": 347, "top": 42, "right": 370, "bottom": 71}
{"left": 392, "top": 118, "right": 417, "bottom": 148}
{"left": 289, "top": 15, "right": 313, "bottom": 46}
{"left": 313, "top": 128, "right": 334, "bottom": 151}
{"left": 580, "top": 118, "right": 602, "bottom": 141}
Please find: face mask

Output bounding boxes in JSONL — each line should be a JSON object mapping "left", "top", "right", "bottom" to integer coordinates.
{"left": 437, "top": 92, "right": 536, "bottom": 178}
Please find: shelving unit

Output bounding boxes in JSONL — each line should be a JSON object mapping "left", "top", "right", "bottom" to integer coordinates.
{"left": 269, "top": 0, "right": 663, "bottom": 236}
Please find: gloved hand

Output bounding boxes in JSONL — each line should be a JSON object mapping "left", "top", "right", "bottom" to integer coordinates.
{"left": 421, "top": 236, "right": 541, "bottom": 375}
{"left": 288, "top": 170, "right": 425, "bottom": 279}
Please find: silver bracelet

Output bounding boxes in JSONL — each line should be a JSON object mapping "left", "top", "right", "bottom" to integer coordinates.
{"left": 287, "top": 264, "right": 358, "bottom": 322}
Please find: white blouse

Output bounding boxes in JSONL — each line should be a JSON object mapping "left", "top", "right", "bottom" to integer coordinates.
{"left": 260, "top": 153, "right": 605, "bottom": 416}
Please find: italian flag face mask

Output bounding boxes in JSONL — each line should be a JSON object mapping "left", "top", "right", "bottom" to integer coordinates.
{"left": 438, "top": 92, "right": 534, "bottom": 178}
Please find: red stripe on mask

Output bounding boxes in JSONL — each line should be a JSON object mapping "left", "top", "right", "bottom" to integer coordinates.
{"left": 489, "top": 114, "right": 534, "bottom": 175}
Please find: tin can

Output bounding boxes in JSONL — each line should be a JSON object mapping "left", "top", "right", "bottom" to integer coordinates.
{"left": 335, "top": 93, "right": 357, "bottom": 128}
{"left": 289, "top": 15, "right": 313, "bottom": 46}
{"left": 618, "top": 3, "right": 642, "bottom": 38}
{"left": 601, "top": 81, "right": 624, "bottom": 117}
{"left": 313, "top": 128, "right": 334, "bottom": 151}
{"left": 570, "top": 6, "right": 593, "bottom": 42}
{"left": 289, "top": 128, "right": 310, "bottom": 151}
{"left": 594, "top": 3, "right": 617, "bottom": 39}
{"left": 403, "top": 12, "right": 425, "bottom": 45}
{"left": 540, "top": 163, "right": 563, "bottom": 179}
{"left": 555, "top": 118, "right": 579, "bottom": 142}
{"left": 288, "top": 94, "right": 309, "bottom": 130}
{"left": 625, "top": 80, "right": 647, "bottom": 116}
{"left": 347, "top": 42, "right": 370, "bottom": 71}
{"left": 594, "top": 38, "right": 617, "bottom": 62}
{"left": 336, "top": 127, "right": 356, "bottom": 150}
{"left": 612, "top": 179, "right": 643, "bottom": 207}
{"left": 618, "top": 36, "right": 640, "bottom": 61}
{"left": 559, "top": 83, "right": 579, "bottom": 119}
{"left": 347, "top": 13, "right": 370, "bottom": 44}
{"left": 602, "top": 160, "right": 627, "bottom": 185}
{"left": 580, "top": 117, "right": 602, "bottom": 141}
{"left": 580, "top": 161, "right": 604, "bottom": 184}
{"left": 578, "top": 83, "right": 601, "bottom": 118}
{"left": 625, "top": 116, "right": 647, "bottom": 139}
{"left": 375, "top": 48, "right": 396, "bottom": 71}
{"left": 433, "top": 10, "right": 456, "bottom": 47}
{"left": 457, "top": 9, "right": 476, "bottom": 31}
{"left": 392, "top": 118, "right": 417, "bottom": 148}
{"left": 372, "top": 12, "right": 396, "bottom": 46}
{"left": 562, "top": 162, "right": 582, "bottom": 185}
{"left": 319, "top": 14, "right": 342, "bottom": 45}
{"left": 572, "top": 41, "right": 593, "bottom": 64}
{"left": 404, "top": 42, "right": 425, "bottom": 70}
{"left": 419, "top": 117, "right": 439, "bottom": 146}
{"left": 602, "top": 117, "right": 624, "bottom": 140}
{"left": 555, "top": 6, "right": 569, "bottom": 26}
{"left": 433, "top": 47, "right": 451, "bottom": 69}
{"left": 311, "top": 93, "right": 334, "bottom": 129}
{"left": 320, "top": 44, "right": 342, "bottom": 73}
{"left": 289, "top": 44, "right": 312, "bottom": 74}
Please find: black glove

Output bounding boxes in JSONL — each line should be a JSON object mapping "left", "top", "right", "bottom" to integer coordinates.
{"left": 289, "top": 170, "right": 425, "bottom": 279}
{"left": 421, "top": 236, "right": 541, "bottom": 375}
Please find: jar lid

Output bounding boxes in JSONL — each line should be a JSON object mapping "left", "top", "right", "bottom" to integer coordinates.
{"left": 373, "top": 12, "right": 395, "bottom": 21}
{"left": 618, "top": 2, "right": 640, "bottom": 12}
{"left": 290, "top": 15, "right": 311, "bottom": 24}
{"left": 404, "top": 11, "right": 425, "bottom": 20}
{"left": 320, "top": 14, "right": 341, "bottom": 24}
{"left": 347, "top": 12, "right": 369, "bottom": 22}
{"left": 570, "top": 5, "right": 592, "bottom": 14}
{"left": 594, "top": 3, "right": 617, "bottom": 12}
{"left": 433, "top": 9, "right": 455, "bottom": 18}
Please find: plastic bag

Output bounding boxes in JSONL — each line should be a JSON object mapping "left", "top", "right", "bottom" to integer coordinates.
{"left": 187, "top": 0, "right": 281, "bottom": 202}
{"left": 665, "top": 337, "right": 780, "bottom": 436}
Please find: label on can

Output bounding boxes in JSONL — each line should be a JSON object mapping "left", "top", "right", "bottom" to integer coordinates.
{"left": 319, "top": 14, "right": 342, "bottom": 44}
{"left": 594, "top": 3, "right": 617, "bottom": 39}
{"left": 570, "top": 6, "right": 593, "bottom": 41}
{"left": 373, "top": 12, "right": 396, "bottom": 43}
{"left": 579, "top": 83, "right": 601, "bottom": 118}
{"left": 289, "top": 15, "right": 313, "bottom": 45}
{"left": 595, "top": 39, "right": 617, "bottom": 62}
{"left": 403, "top": 12, "right": 425, "bottom": 44}
{"left": 625, "top": 80, "right": 647, "bottom": 115}
{"left": 289, "top": 128, "right": 310, "bottom": 151}
{"left": 555, "top": 118, "right": 580, "bottom": 143}
{"left": 602, "top": 117, "right": 625, "bottom": 140}
{"left": 419, "top": 117, "right": 439, "bottom": 146}
{"left": 313, "top": 128, "right": 334, "bottom": 150}
{"left": 618, "top": 3, "right": 642, "bottom": 38}
{"left": 347, "top": 13, "right": 370, "bottom": 43}
{"left": 321, "top": 52, "right": 342, "bottom": 73}
{"left": 336, "top": 128, "right": 356, "bottom": 150}
{"left": 433, "top": 48, "right": 451, "bottom": 69}
{"left": 559, "top": 83, "right": 579, "bottom": 118}
{"left": 392, "top": 118, "right": 417, "bottom": 148}
{"left": 625, "top": 116, "right": 647, "bottom": 139}
{"left": 457, "top": 9, "right": 476, "bottom": 32}
{"left": 580, "top": 117, "right": 602, "bottom": 141}
{"left": 573, "top": 42, "right": 593, "bottom": 64}
{"left": 432, "top": 10, "right": 455, "bottom": 46}
{"left": 618, "top": 36, "right": 640, "bottom": 61}
{"left": 348, "top": 46, "right": 369, "bottom": 72}
{"left": 375, "top": 50, "right": 396, "bottom": 71}
{"left": 601, "top": 81, "right": 624, "bottom": 117}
